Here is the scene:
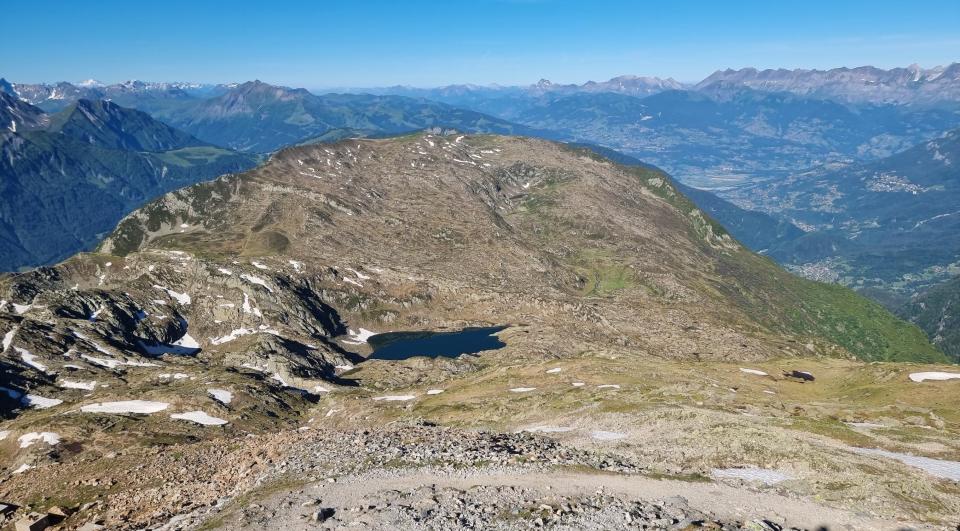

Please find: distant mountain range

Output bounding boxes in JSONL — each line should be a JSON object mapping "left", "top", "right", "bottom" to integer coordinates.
{"left": 0, "top": 93, "right": 256, "bottom": 271}
{"left": 2, "top": 78, "right": 554, "bottom": 153}
{"left": 145, "top": 80, "right": 550, "bottom": 152}
{"left": 697, "top": 64, "right": 960, "bottom": 105}
{"left": 370, "top": 63, "right": 960, "bottom": 107}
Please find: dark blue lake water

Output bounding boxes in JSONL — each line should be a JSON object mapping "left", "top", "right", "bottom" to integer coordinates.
{"left": 367, "top": 326, "right": 507, "bottom": 361}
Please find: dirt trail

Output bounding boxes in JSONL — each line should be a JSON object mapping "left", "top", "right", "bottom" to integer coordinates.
{"left": 215, "top": 468, "right": 924, "bottom": 530}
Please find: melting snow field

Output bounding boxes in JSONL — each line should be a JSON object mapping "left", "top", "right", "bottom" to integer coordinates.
{"left": 712, "top": 468, "right": 793, "bottom": 484}
{"left": 81, "top": 400, "right": 170, "bottom": 414}
{"left": 545, "top": 368, "right": 562, "bottom": 374}
{"left": 58, "top": 379, "right": 97, "bottom": 391}
{"left": 909, "top": 372, "right": 960, "bottom": 383}
{"left": 739, "top": 368, "right": 768, "bottom": 376}
{"left": 153, "top": 285, "right": 191, "bottom": 305}
{"left": 18, "top": 432, "right": 61, "bottom": 448}
{"left": 591, "top": 430, "right": 627, "bottom": 441}
{"left": 17, "top": 347, "right": 47, "bottom": 373}
{"left": 211, "top": 328, "right": 254, "bottom": 345}
{"left": 852, "top": 447, "right": 960, "bottom": 482}
{"left": 208, "top": 388, "right": 233, "bottom": 404}
{"left": 23, "top": 394, "right": 62, "bottom": 409}
{"left": 140, "top": 333, "right": 201, "bottom": 355}
{"left": 342, "top": 328, "right": 376, "bottom": 345}
{"left": 171, "top": 411, "right": 228, "bottom": 426}
{"left": 426, "top": 389, "right": 445, "bottom": 395}
{"left": 524, "top": 426, "right": 576, "bottom": 433}
{"left": 509, "top": 387, "right": 536, "bottom": 393}
{"left": 372, "top": 395, "right": 416, "bottom": 401}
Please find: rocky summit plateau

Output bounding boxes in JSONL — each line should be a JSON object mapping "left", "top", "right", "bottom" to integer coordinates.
{"left": 1, "top": 132, "right": 959, "bottom": 530}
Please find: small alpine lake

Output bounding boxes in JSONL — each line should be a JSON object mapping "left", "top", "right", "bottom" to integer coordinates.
{"left": 366, "top": 326, "right": 508, "bottom": 361}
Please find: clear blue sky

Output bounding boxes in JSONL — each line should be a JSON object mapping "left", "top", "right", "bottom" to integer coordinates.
{"left": 2, "top": 0, "right": 958, "bottom": 88}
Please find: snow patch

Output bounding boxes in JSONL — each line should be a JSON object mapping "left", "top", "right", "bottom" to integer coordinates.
{"left": 208, "top": 388, "right": 233, "bottom": 404}
{"left": 23, "top": 394, "right": 63, "bottom": 409}
{"left": 58, "top": 379, "right": 96, "bottom": 391}
{"left": 81, "top": 400, "right": 170, "bottom": 414}
{"left": 153, "top": 285, "right": 191, "bottom": 305}
{"left": 171, "top": 411, "right": 228, "bottom": 426}
{"left": 372, "top": 395, "right": 416, "bottom": 401}
{"left": 18, "top": 432, "right": 61, "bottom": 448}
{"left": 509, "top": 387, "right": 536, "bottom": 393}
{"left": 240, "top": 274, "right": 273, "bottom": 292}
{"left": 17, "top": 347, "right": 48, "bottom": 373}
{"left": 524, "top": 426, "right": 575, "bottom": 433}
{"left": 852, "top": 447, "right": 960, "bottom": 481}
{"left": 739, "top": 368, "right": 768, "bottom": 376}
{"left": 909, "top": 372, "right": 960, "bottom": 382}
{"left": 341, "top": 327, "right": 376, "bottom": 345}
{"left": 211, "top": 328, "right": 254, "bottom": 345}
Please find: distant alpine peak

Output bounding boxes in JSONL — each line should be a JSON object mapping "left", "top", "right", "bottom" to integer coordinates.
{"left": 77, "top": 78, "right": 104, "bottom": 87}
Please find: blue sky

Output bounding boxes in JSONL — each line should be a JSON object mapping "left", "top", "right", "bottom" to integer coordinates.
{"left": 2, "top": 0, "right": 958, "bottom": 88}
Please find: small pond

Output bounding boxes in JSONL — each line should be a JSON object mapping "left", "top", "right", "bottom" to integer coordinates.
{"left": 367, "top": 326, "right": 507, "bottom": 361}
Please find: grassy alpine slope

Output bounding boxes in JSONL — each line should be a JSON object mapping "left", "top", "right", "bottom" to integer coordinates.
{"left": 0, "top": 133, "right": 954, "bottom": 529}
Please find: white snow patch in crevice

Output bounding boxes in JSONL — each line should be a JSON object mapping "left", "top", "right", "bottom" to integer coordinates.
{"left": 170, "top": 411, "right": 228, "bottom": 426}
{"left": 739, "top": 368, "right": 768, "bottom": 376}
{"left": 18, "top": 432, "right": 61, "bottom": 448}
{"left": 211, "top": 328, "right": 254, "bottom": 345}
{"left": 712, "top": 467, "right": 793, "bottom": 484}
{"left": 372, "top": 395, "right": 416, "bottom": 401}
{"left": 250, "top": 261, "right": 269, "bottom": 270}
{"left": 545, "top": 368, "right": 562, "bottom": 374}
{"left": 597, "top": 384, "right": 621, "bottom": 389}
{"left": 509, "top": 387, "right": 536, "bottom": 393}
{"left": 81, "top": 400, "right": 170, "bottom": 414}
{"left": 343, "top": 277, "right": 363, "bottom": 288}
{"left": 12, "top": 464, "right": 32, "bottom": 474}
{"left": 346, "top": 267, "right": 370, "bottom": 280}
{"left": 241, "top": 293, "right": 262, "bottom": 317}
{"left": 571, "top": 382, "right": 585, "bottom": 387}
{"left": 16, "top": 347, "right": 48, "bottom": 373}
{"left": 2, "top": 327, "right": 17, "bottom": 352}
{"left": 909, "top": 372, "right": 960, "bottom": 382}
{"left": 426, "top": 389, "right": 445, "bottom": 395}
{"left": 0, "top": 430, "right": 9, "bottom": 441}
{"left": 153, "top": 285, "right": 191, "bottom": 305}
{"left": 140, "top": 333, "right": 201, "bottom": 356}
{"left": 240, "top": 274, "right": 273, "bottom": 292}
{"left": 216, "top": 268, "right": 233, "bottom": 276}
